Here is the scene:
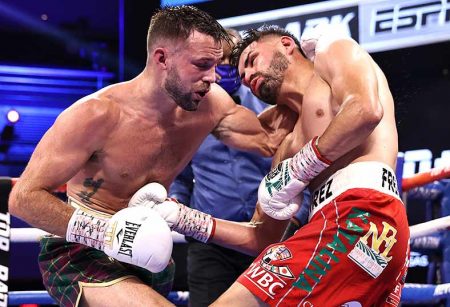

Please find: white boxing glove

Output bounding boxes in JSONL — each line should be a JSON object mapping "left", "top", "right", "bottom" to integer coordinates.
{"left": 258, "top": 137, "right": 332, "bottom": 220}
{"left": 66, "top": 205, "right": 172, "bottom": 273}
{"left": 128, "top": 182, "right": 167, "bottom": 208}
{"left": 258, "top": 159, "right": 304, "bottom": 220}
{"left": 128, "top": 183, "right": 215, "bottom": 243}
{"left": 153, "top": 198, "right": 215, "bottom": 243}
{"left": 300, "top": 23, "right": 350, "bottom": 62}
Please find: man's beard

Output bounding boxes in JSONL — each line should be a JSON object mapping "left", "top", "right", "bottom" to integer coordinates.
{"left": 255, "top": 51, "right": 289, "bottom": 105}
{"left": 164, "top": 66, "right": 198, "bottom": 111}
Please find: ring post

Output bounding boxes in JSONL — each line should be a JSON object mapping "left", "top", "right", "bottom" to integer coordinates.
{"left": 0, "top": 177, "right": 12, "bottom": 307}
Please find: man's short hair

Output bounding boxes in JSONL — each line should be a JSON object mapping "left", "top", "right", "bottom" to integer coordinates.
{"left": 230, "top": 25, "right": 305, "bottom": 67}
{"left": 147, "top": 6, "right": 230, "bottom": 50}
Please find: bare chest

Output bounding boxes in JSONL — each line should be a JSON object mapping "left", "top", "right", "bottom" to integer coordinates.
{"left": 300, "top": 77, "right": 339, "bottom": 141}
{"left": 80, "top": 115, "right": 215, "bottom": 194}
{"left": 273, "top": 77, "right": 339, "bottom": 164}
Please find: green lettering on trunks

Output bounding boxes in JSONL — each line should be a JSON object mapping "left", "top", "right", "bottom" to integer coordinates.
{"left": 318, "top": 246, "right": 339, "bottom": 263}
{"left": 293, "top": 273, "right": 312, "bottom": 292}
{"left": 346, "top": 220, "right": 363, "bottom": 233}
{"left": 348, "top": 208, "right": 370, "bottom": 224}
{"left": 293, "top": 208, "right": 371, "bottom": 292}
{"left": 338, "top": 228, "right": 358, "bottom": 245}
{"left": 304, "top": 261, "right": 327, "bottom": 282}
{"left": 313, "top": 255, "right": 332, "bottom": 270}
{"left": 326, "top": 233, "right": 347, "bottom": 253}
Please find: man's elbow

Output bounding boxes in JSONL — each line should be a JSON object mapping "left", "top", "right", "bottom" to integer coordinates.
{"left": 359, "top": 97, "right": 384, "bottom": 131}
{"left": 8, "top": 188, "right": 23, "bottom": 218}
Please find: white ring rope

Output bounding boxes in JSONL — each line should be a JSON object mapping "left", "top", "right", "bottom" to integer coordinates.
{"left": 409, "top": 216, "right": 450, "bottom": 240}
{"left": 10, "top": 228, "right": 187, "bottom": 243}
{"left": 10, "top": 215, "right": 450, "bottom": 244}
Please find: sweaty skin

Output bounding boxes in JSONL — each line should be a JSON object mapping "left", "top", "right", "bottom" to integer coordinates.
{"left": 208, "top": 35, "right": 398, "bottom": 257}
{"left": 208, "top": 34, "right": 400, "bottom": 307}
{"left": 8, "top": 31, "right": 294, "bottom": 237}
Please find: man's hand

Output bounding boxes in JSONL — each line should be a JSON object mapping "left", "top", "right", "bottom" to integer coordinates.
{"left": 128, "top": 182, "right": 167, "bottom": 208}
{"left": 66, "top": 205, "right": 173, "bottom": 273}
{"left": 300, "top": 23, "right": 349, "bottom": 62}
{"left": 258, "top": 159, "right": 304, "bottom": 220}
{"left": 258, "top": 137, "right": 331, "bottom": 220}
{"left": 128, "top": 183, "right": 215, "bottom": 243}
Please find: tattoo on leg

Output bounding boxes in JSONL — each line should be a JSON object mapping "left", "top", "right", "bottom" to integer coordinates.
{"left": 77, "top": 178, "right": 104, "bottom": 204}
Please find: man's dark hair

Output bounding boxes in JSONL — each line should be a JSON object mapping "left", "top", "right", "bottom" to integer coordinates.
{"left": 230, "top": 25, "right": 305, "bottom": 67}
{"left": 147, "top": 6, "right": 230, "bottom": 50}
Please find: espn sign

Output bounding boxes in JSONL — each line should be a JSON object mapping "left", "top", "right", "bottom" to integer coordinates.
{"left": 360, "top": 0, "right": 450, "bottom": 52}
{"left": 218, "top": 0, "right": 450, "bottom": 53}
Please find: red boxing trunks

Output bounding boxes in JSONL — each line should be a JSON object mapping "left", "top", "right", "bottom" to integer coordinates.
{"left": 237, "top": 162, "right": 410, "bottom": 306}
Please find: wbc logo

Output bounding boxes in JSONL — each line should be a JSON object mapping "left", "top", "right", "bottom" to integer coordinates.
{"left": 261, "top": 245, "right": 295, "bottom": 279}
{"left": 244, "top": 245, "right": 294, "bottom": 298}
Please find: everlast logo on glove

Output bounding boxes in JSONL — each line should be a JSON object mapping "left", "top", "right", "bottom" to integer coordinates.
{"left": 117, "top": 221, "right": 141, "bottom": 257}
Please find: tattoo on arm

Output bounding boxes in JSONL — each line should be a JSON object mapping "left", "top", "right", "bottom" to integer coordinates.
{"left": 76, "top": 177, "right": 104, "bottom": 204}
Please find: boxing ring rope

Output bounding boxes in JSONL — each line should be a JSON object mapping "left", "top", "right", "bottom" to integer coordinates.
{"left": 8, "top": 290, "right": 190, "bottom": 306}
{"left": 10, "top": 227, "right": 187, "bottom": 244}
{"left": 9, "top": 213, "right": 450, "bottom": 243}
{"left": 402, "top": 164, "right": 450, "bottom": 192}
{"left": 5, "top": 166, "right": 450, "bottom": 305}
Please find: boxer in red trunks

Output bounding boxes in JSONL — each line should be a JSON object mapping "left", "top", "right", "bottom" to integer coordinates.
{"left": 145, "top": 24, "right": 409, "bottom": 306}
{"left": 237, "top": 162, "right": 409, "bottom": 306}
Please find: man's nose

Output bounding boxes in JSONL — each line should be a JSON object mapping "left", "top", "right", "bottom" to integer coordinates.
{"left": 242, "top": 68, "right": 254, "bottom": 87}
{"left": 203, "top": 67, "right": 216, "bottom": 84}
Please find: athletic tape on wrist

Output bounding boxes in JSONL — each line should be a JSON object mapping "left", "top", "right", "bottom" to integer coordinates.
{"left": 66, "top": 207, "right": 109, "bottom": 250}
{"left": 312, "top": 136, "right": 332, "bottom": 165}
{"left": 174, "top": 205, "right": 214, "bottom": 243}
{"left": 291, "top": 136, "right": 331, "bottom": 182}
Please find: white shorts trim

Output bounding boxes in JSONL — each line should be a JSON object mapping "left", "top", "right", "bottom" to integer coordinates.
{"left": 309, "top": 162, "right": 401, "bottom": 220}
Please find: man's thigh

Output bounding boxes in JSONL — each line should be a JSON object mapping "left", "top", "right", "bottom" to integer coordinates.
{"left": 80, "top": 277, "right": 174, "bottom": 307}
{"left": 39, "top": 236, "right": 175, "bottom": 306}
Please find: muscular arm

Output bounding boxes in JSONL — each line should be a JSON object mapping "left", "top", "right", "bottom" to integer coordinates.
{"left": 206, "top": 134, "right": 297, "bottom": 255}
{"left": 211, "top": 85, "right": 296, "bottom": 157}
{"left": 209, "top": 206, "right": 290, "bottom": 256}
{"left": 314, "top": 39, "right": 384, "bottom": 161}
{"left": 8, "top": 99, "right": 117, "bottom": 236}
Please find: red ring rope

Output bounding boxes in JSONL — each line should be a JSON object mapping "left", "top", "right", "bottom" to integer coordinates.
{"left": 402, "top": 165, "right": 450, "bottom": 192}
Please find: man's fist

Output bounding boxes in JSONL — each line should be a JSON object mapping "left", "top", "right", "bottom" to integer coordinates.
{"left": 258, "top": 159, "right": 304, "bottom": 220}
{"left": 300, "top": 23, "right": 349, "bottom": 62}
{"left": 104, "top": 207, "right": 173, "bottom": 273}
{"left": 66, "top": 206, "right": 173, "bottom": 273}
{"left": 258, "top": 137, "right": 331, "bottom": 220}
{"left": 129, "top": 182, "right": 167, "bottom": 208}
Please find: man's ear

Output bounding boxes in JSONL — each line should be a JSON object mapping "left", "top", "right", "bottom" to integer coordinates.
{"left": 152, "top": 47, "right": 168, "bottom": 69}
{"left": 280, "top": 36, "right": 296, "bottom": 55}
